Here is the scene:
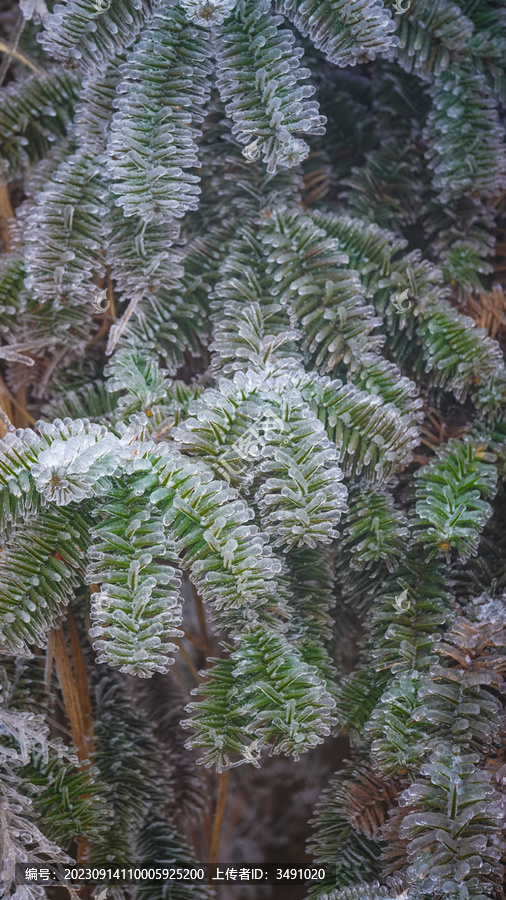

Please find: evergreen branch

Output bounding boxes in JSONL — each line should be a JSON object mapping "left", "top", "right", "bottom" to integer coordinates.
{"left": 425, "top": 65, "right": 506, "bottom": 204}
{"left": 86, "top": 480, "right": 184, "bottom": 678}
{"left": 334, "top": 664, "right": 390, "bottom": 738}
{"left": 281, "top": 545, "right": 338, "bottom": 684}
{"left": 0, "top": 417, "right": 123, "bottom": 539}
{"left": 134, "top": 819, "right": 213, "bottom": 898}
{"left": 396, "top": 0, "right": 473, "bottom": 53}
{"left": 302, "top": 377, "right": 419, "bottom": 481}
{"left": 341, "top": 486, "right": 409, "bottom": 571}
{"left": 0, "top": 68, "right": 81, "bottom": 179}
{"left": 74, "top": 55, "right": 126, "bottom": 152}
{"left": 210, "top": 228, "right": 301, "bottom": 377}
{"left": 253, "top": 390, "right": 347, "bottom": 550}
{"left": 0, "top": 505, "right": 91, "bottom": 656}
{"left": 128, "top": 671, "right": 208, "bottom": 820}
{"left": 172, "top": 373, "right": 347, "bottom": 549}
{"left": 216, "top": 0, "right": 326, "bottom": 172}
{"left": 414, "top": 439, "right": 498, "bottom": 559}
{"left": 347, "top": 355, "right": 423, "bottom": 424}
{"left": 275, "top": 0, "right": 397, "bottom": 67}
{"left": 104, "top": 209, "right": 184, "bottom": 304}
{"left": 308, "top": 210, "right": 506, "bottom": 405}
{"left": 388, "top": 0, "right": 474, "bottom": 83}
{"left": 183, "top": 623, "right": 336, "bottom": 770}
{"left": 317, "top": 884, "right": 408, "bottom": 900}
{"left": 416, "top": 301, "right": 505, "bottom": 403}
{"left": 105, "top": 349, "right": 202, "bottom": 439}
{"left": 0, "top": 778, "right": 72, "bottom": 894}
{"left": 106, "top": 227, "right": 226, "bottom": 368}
{"left": 0, "top": 255, "right": 27, "bottom": 337}
{"left": 15, "top": 753, "right": 106, "bottom": 846}
{"left": 368, "top": 556, "right": 452, "bottom": 675}
{"left": 147, "top": 442, "right": 286, "bottom": 632}
{"left": 24, "top": 147, "right": 109, "bottom": 307}
{"left": 42, "top": 381, "right": 121, "bottom": 424}
{"left": 195, "top": 100, "right": 305, "bottom": 227}
{"left": 180, "top": 0, "right": 237, "bottom": 27}
{"left": 106, "top": 5, "right": 213, "bottom": 222}
{"left": 0, "top": 695, "right": 75, "bottom": 892}
{"left": 307, "top": 761, "right": 384, "bottom": 895}
{"left": 30, "top": 418, "right": 124, "bottom": 505}
{"left": 400, "top": 742, "right": 504, "bottom": 899}
{"left": 88, "top": 668, "right": 165, "bottom": 867}
{"left": 261, "top": 208, "right": 384, "bottom": 374}
{"left": 39, "top": 0, "right": 153, "bottom": 72}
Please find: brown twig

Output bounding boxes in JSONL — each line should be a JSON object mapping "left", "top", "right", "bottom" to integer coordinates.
{"left": 66, "top": 607, "right": 94, "bottom": 759}
{"left": 44, "top": 630, "right": 55, "bottom": 693}
{"left": 183, "top": 629, "right": 204, "bottom": 651}
{"left": 209, "top": 770, "right": 230, "bottom": 869}
{"left": 53, "top": 622, "right": 94, "bottom": 876}
{"left": 53, "top": 627, "right": 89, "bottom": 762}
{"left": 169, "top": 662, "right": 195, "bottom": 694}
{"left": 174, "top": 638, "right": 202, "bottom": 682}
{"left": 192, "top": 585, "right": 211, "bottom": 664}
{"left": 14, "top": 385, "right": 31, "bottom": 428}
{"left": 0, "top": 184, "right": 13, "bottom": 252}
{"left": 0, "top": 8, "right": 44, "bottom": 86}
{"left": 0, "top": 383, "right": 36, "bottom": 425}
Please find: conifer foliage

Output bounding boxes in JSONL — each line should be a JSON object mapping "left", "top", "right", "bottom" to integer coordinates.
{"left": 1, "top": 0, "right": 506, "bottom": 898}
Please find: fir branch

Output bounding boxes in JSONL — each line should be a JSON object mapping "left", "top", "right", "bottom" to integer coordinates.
{"left": 317, "top": 884, "right": 408, "bottom": 900}
{"left": 275, "top": 0, "right": 397, "bottom": 67}
{"left": 0, "top": 68, "right": 81, "bottom": 179}
{"left": 134, "top": 819, "right": 213, "bottom": 898}
{"left": 39, "top": 0, "right": 153, "bottom": 72}
{"left": 215, "top": 0, "right": 325, "bottom": 172}
{"left": 261, "top": 208, "right": 384, "bottom": 374}
{"left": 86, "top": 479, "right": 184, "bottom": 678}
{"left": 0, "top": 505, "right": 92, "bottom": 656}
{"left": 341, "top": 486, "right": 409, "bottom": 572}
{"left": 301, "top": 377, "right": 419, "bottom": 481}
{"left": 183, "top": 623, "right": 337, "bottom": 770}
{"left": 23, "top": 147, "right": 109, "bottom": 307}
{"left": 281, "top": 545, "right": 337, "bottom": 674}
{"left": 307, "top": 761, "right": 384, "bottom": 895}
{"left": 413, "top": 439, "right": 498, "bottom": 560}
{"left": 88, "top": 668, "right": 165, "bottom": 867}
{"left": 106, "top": 5, "right": 213, "bottom": 222}
{"left": 424, "top": 65, "right": 506, "bottom": 204}
{"left": 0, "top": 255, "right": 27, "bottom": 337}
